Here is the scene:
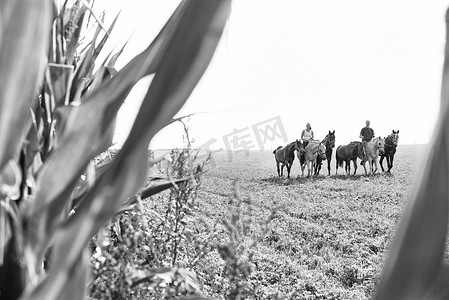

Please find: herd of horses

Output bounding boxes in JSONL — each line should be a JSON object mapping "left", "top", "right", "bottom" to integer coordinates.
{"left": 273, "top": 130, "right": 400, "bottom": 178}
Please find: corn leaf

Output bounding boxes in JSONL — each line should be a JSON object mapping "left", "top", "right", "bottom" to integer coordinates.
{"left": 70, "top": 12, "right": 119, "bottom": 102}
{"left": 107, "top": 37, "right": 131, "bottom": 67}
{"left": 121, "top": 0, "right": 231, "bottom": 152}
{"left": 21, "top": 250, "right": 89, "bottom": 300}
{"left": 69, "top": 12, "right": 103, "bottom": 103}
{"left": 92, "top": 12, "right": 120, "bottom": 61}
{"left": 374, "top": 7, "right": 449, "bottom": 300}
{"left": 0, "top": 0, "right": 51, "bottom": 172}
{"left": 120, "top": 171, "right": 205, "bottom": 209}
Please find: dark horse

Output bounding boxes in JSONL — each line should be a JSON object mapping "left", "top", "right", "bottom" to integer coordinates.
{"left": 273, "top": 140, "right": 303, "bottom": 178}
{"left": 335, "top": 141, "right": 364, "bottom": 176}
{"left": 315, "top": 130, "right": 336, "bottom": 176}
{"left": 380, "top": 130, "right": 399, "bottom": 173}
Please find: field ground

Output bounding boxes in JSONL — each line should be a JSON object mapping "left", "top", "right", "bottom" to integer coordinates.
{"left": 194, "top": 144, "right": 427, "bottom": 299}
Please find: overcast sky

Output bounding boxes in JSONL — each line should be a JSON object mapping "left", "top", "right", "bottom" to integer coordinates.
{"left": 97, "top": 0, "right": 448, "bottom": 150}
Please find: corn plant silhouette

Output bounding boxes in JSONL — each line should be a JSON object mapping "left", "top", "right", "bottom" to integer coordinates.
{"left": 0, "top": 1, "right": 231, "bottom": 299}
{"left": 375, "top": 7, "right": 449, "bottom": 300}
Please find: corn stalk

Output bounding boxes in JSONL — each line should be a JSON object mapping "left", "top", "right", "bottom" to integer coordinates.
{"left": 0, "top": 1, "right": 231, "bottom": 299}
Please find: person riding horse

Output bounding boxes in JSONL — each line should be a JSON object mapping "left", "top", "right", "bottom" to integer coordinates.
{"left": 359, "top": 120, "right": 375, "bottom": 164}
{"left": 301, "top": 123, "right": 314, "bottom": 148}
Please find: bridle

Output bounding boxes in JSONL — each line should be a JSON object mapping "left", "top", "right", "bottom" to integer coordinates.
{"left": 316, "top": 142, "right": 326, "bottom": 157}
{"left": 384, "top": 134, "right": 398, "bottom": 147}
{"left": 322, "top": 135, "right": 335, "bottom": 149}
{"left": 370, "top": 137, "right": 385, "bottom": 151}
{"left": 295, "top": 141, "right": 306, "bottom": 156}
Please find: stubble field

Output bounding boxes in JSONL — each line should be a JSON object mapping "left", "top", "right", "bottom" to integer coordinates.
{"left": 195, "top": 144, "right": 427, "bottom": 299}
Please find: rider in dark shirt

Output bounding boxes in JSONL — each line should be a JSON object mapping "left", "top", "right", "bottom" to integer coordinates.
{"left": 360, "top": 120, "right": 375, "bottom": 164}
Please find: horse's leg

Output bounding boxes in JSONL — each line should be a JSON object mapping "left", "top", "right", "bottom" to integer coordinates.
{"left": 287, "top": 163, "right": 291, "bottom": 179}
{"left": 373, "top": 158, "right": 378, "bottom": 174}
{"left": 389, "top": 153, "right": 394, "bottom": 172}
{"left": 276, "top": 161, "right": 280, "bottom": 177}
{"left": 352, "top": 159, "right": 357, "bottom": 176}
{"left": 358, "top": 158, "right": 363, "bottom": 175}
{"left": 327, "top": 156, "right": 331, "bottom": 176}
{"left": 386, "top": 154, "right": 390, "bottom": 172}
{"left": 335, "top": 159, "right": 339, "bottom": 175}
{"left": 386, "top": 153, "right": 392, "bottom": 172}
{"left": 359, "top": 160, "right": 366, "bottom": 176}
{"left": 300, "top": 154, "right": 306, "bottom": 177}
{"left": 380, "top": 155, "right": 385, "bottom": 172}
{"left": 280, "top": 163, "right": 285, "bottom": 177}
{"left": 315, "top": 157, "right": 320, "bottom": 175}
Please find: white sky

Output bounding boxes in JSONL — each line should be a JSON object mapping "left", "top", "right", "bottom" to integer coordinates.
{"left": 94, "top": 0, "right": 448, "bottom": 150}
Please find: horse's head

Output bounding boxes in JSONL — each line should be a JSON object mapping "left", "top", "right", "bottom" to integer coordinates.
{"left": 295, "top": 139, "right": 306, "bottom": 155}
{"left": 375, "top": 137, "right": 385, "bottom": 155}
{"left": 318, "top": 143, "right": 327, "bottom": 160}
{"left": 356, "top": 142, "right": 364, "bottom": 158}
{"left": 327, "top": 130, "right": 336, "bottom": 148}
{"left": 390, "top": 130, "right": 399, "bottom": 146}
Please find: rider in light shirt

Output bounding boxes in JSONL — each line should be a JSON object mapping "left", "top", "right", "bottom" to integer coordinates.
{"left": 301, "top": 123, "right": 314, "bottom": 148}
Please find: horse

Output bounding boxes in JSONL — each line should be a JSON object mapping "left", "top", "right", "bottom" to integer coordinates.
{"left": 273, "top": 140, "right": 303, "bottom": 178}
{"left": 300, "top": 140, "right": 326, "bottom": 177}
{"left": 335, "top": 141, "right": 364, "bottom": 176}
{"left": 360, "top": 136, "right": 385, "bottom": 175}
{"left": 380, "top": 130, "right": 399, "bottom": 173}
{"left": 315, "top": 130, "right": 335, "bottom": 176}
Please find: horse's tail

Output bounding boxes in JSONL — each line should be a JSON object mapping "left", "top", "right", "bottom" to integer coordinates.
{"left": 337, "top": 159, "right": 343, "bottom": 168}
{"left": 335, "top": 145, "right": 344, "bottom": 167}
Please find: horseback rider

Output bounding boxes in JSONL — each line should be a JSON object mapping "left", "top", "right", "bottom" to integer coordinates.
{"left": 301, "top": 123, "right": 314, "bottom": 148}
{"left": 359, "top": 120, "right": 375, "bottom": 164}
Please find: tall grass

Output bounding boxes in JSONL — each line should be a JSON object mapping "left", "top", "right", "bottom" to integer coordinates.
{"left": 0, "top": 1, "right": 231, "bottom": 299}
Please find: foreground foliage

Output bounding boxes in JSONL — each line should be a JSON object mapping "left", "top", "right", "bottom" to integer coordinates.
{"left": 0, "top": 1, "right": 231, "bottom": 299}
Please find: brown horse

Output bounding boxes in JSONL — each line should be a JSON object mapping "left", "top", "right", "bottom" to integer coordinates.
{"left": 315, "top": 130, "right": 336, "bottom": 176}
{"left": 273, "top": 140, "right": 303, "bottom": 178}
{"left": 380, "top": 130, "right": 399, "bottom": 173}
{"left": 335, "top": 141, "right": 364, "bottom": 176}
